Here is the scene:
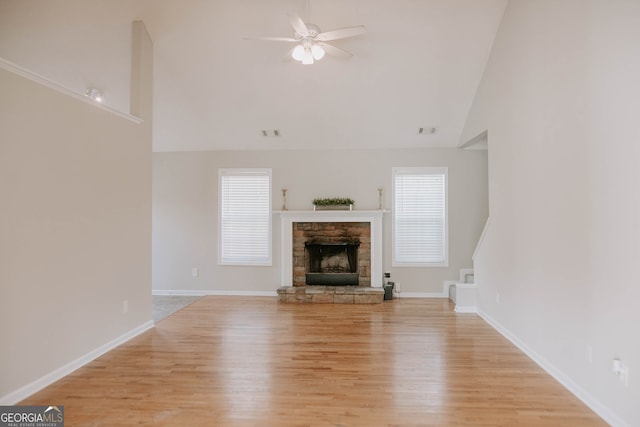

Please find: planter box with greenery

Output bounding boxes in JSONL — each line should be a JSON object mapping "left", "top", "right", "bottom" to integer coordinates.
{"left": 313, "top": 197, "right": 355, "bottom": 211}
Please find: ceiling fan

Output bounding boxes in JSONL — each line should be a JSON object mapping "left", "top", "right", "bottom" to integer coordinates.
{"left": 246, "top": 14, "right": 366, "bottom": 65}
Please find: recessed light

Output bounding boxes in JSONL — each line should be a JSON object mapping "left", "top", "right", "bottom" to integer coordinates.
{"left": 418, "top": 127, "right": 437, "bottom": 135}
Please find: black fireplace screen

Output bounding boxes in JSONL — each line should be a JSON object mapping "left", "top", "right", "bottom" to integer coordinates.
{"left": 305, "top": 242, "right": 359, "bottom": 286}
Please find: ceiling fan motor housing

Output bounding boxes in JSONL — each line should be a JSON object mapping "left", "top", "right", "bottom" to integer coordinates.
{"left": 295, "top": 23, "right": 321, "bottom": 39}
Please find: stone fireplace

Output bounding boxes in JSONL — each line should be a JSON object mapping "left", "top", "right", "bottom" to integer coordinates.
{"left": 277, "top": 210, "right": 385, "bottom": 303}
{"left": 292, "top": 221, "right": 370, "bottom": 287}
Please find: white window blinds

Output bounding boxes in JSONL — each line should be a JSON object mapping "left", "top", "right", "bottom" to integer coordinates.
{"left": 219, "top": 169, "right": 272, "bottom": 265}
{"left": 393, "top": 167, "right": 448, "bottom": 266}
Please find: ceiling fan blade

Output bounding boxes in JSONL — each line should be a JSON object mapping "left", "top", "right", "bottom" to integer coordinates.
{"left": 317, "top": 42, "right": 352, "bottom": 58}
{"left": 244, "top": 36, "right": 298, "bottom": 42}
{"left": 316, "top": 25, "right": 366, "bottom": 41}
{"left": 289, "top": 14, "right": 309, "bottom": 37}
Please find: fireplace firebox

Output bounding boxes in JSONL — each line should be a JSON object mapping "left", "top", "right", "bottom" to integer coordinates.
{"left": 305, "top": 242, "right": 359, "bottom": 286}
{"left": 291, "top": 221, "right": 372, "bottom": 287}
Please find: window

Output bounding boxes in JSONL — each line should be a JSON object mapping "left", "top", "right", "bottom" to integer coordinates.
{"left": 393, "top": 167, "right": 448, "bottom": 267}
{"left": 219, "top": 169, "right": 272, "bottom": 265}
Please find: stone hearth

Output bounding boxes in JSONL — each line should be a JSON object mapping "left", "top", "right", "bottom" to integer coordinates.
{"left": 277, "top": 286, "right": 384, "bottom": 304}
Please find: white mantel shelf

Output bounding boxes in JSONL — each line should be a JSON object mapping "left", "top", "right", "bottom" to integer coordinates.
{"left": 274, "top": 210, "right": 391, "bottom": 214}
{"left": 278, "top": 210, "right": 389, "bottom": 288}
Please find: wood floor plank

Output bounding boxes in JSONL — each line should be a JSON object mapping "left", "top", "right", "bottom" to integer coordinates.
{"left": 20, "top": 297, "right": 607, "bottom": 426}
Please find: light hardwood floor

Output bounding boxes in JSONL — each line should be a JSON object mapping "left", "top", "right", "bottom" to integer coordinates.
{"left": 22, "top": 297, "right": 607, "bottom": 426}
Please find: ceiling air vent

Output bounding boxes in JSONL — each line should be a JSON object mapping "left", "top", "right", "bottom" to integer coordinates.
{"left": 261, "top": 129, "right": 280, "bottom": 137}
{"left": 418, "top": 127, "right": 437, "bottom": 135}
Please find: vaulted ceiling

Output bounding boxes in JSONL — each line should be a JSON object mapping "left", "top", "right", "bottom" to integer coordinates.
{"left": 0, "top": 0, "right": 506, "bottom": 151}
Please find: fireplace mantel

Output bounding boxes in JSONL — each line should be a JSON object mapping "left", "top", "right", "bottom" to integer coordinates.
{"left": 277, "top": 210, "right": 389, "bottom": 287}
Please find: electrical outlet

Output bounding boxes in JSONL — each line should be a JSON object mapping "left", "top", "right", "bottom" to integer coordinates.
{"left": 123, "top": 299, "right": 129, "bottom": 314}
{"left": 384, "top": 272, "right": 391, "bottom": 278}
{"left": 612, "top": 358, "right": 630, "bottom": 387}
{"left": 496, "top": 293, "right": 500, "bottom": 304}
{"left": 192, "top": 267, "right": 199, "bottom": 277}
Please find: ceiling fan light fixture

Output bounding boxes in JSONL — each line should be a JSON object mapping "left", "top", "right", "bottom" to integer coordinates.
{"left": 311, "top": 44, "right": 325, "bottom": 60}
{"left": 247, "top": 13, "right": 365, "bottom": 65}
{"left": 292, "top": 44, "right": 305, "bottom": 61}
{"left": 302, "top": 48, "right": 314, "bottom": 65}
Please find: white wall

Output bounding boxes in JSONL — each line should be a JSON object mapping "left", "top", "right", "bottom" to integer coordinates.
{"left": 464, "top": 1, "right": 640, "bottom": 425}
{"left": 153, "top": 148, "right": 488, "bottom": 294}
{"left": 0, "top": 64, "right": 152, "bottom": 401}
{"left": 0, "top": 20, "right": 153, "bottom": 403}
{"left": 0, "top": 0, "right": 142, "bottom": 113}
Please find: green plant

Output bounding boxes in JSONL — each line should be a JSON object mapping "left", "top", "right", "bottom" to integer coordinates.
{"left": 312, "top": 197, "right": 355, "bottom": 206}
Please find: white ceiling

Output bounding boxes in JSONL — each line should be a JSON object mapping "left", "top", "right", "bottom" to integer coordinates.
{"left": 0, "top": 0, "right": 506, "bottom": 151}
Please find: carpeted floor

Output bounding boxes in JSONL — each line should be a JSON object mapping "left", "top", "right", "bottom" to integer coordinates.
{"left": 152, "top": 295, "right": 202, "bottom": 323}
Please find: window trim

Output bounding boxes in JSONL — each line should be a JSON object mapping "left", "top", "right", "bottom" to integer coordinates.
{"left": 218, "top": 168, "right": 272, "bottom": 266}
{"left": 392, "top": 167, "right": 449, "bottom": 267}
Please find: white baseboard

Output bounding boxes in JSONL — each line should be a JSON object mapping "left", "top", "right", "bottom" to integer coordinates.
{"left": 454, "top": 306, "right": 478, "bottom": 313}
{"left": 0, "top": 320, "right": 154, "bottom": 405}
{"left": 396, "top": 292, "right": 448, "bottom": 298}
{"left": 152, "top": 289, "right": 206, "bottom": 296}
{"left": 153, "top": 289, "right": 277, "bottom": 297}
{"left": 478, "top": 310, "right": 630, "bottom": 427}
